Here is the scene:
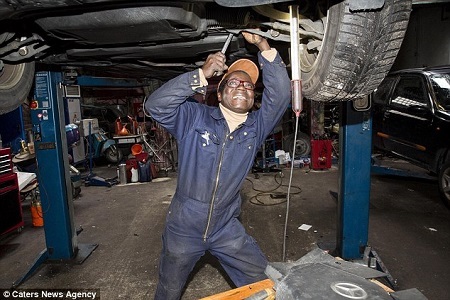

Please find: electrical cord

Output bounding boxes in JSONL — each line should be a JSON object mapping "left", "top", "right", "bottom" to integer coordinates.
{"left": 245, "top": 172, "right": 302, "bottom": 206}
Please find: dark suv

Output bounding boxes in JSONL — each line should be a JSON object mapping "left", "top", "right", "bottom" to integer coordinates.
{"left": 372, "top": 66, "right": 450, "bottom": 207}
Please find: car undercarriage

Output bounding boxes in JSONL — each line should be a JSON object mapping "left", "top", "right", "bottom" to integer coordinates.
{"left": 0, "top": 0, "right": 412, "bottom": 114}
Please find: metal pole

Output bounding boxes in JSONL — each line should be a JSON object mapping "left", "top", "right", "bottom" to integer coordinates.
{"left": 337, "top": 99, "right": 372, "bottom": 259}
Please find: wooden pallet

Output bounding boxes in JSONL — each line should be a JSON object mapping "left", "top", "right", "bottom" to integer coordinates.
{"left": 200, "top": 278, "right": 275, "bottom": 300}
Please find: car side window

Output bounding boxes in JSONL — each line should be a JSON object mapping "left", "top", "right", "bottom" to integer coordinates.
{"left": 373, "top": 77, "right": 396, "bottom": 105}
{"left": 430, "top": 74, "right": 450, "bottom": 110}
{"left": 390, "top": 76, "right": 429, "bottom": 109}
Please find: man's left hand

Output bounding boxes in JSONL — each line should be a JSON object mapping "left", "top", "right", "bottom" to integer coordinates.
{"left": 242, "top": 31, "right": 270, "bottom": 52}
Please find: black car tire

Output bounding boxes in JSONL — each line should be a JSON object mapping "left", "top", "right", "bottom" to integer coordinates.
{"left": 283, "top": 132, "right": 311, "bottom": 157}
{"left": 438, "top": 161, "right": 450, "bottom": 208}
{"left": 105, "top": 146, "right": 123, "bottom": 164}
{"left": 301, "top": 0, "right": 411, "bottom": 101}
{"left": 0, "top": 61, "right": 35, "bottom": 114}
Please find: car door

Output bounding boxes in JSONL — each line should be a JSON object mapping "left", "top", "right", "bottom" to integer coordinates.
{"left": 372, "top": 76, "right": 397, "bottom": 150}
{"left": 382, "top": 74, "right": 434, "bottom": 164}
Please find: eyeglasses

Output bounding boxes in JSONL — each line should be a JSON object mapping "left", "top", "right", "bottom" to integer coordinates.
{"left": 225, "top": 79, "right": 255, "bottom": 90}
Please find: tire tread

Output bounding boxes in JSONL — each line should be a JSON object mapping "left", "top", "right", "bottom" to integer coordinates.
{"left": 303, "top": 0, "right": 412, "bottom": 102}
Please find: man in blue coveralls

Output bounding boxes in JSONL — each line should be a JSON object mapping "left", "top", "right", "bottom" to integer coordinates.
{"left": 145, "top": 31, "right": 291, "bottom": 299}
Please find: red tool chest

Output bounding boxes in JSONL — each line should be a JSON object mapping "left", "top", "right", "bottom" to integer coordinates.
{"left": 0, "top": 148, "right": 24, "bottom": 236}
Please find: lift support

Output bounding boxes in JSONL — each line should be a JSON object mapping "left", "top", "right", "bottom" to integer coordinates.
{"left": 337, "top": 100, "right": 372, "bottom": 259}
{"left": 13, "top": 71, "right": 98, "bottom": 287}
{"left": 335, "top": 100, "right": 403, "bottom": 285}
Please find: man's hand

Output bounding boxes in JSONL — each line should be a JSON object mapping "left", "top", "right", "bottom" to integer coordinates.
{"left": 242, "top": 31, "right": 270, "bottom": 52}
{"left": 201, "top": 52, "right": 227, "bottom": 79}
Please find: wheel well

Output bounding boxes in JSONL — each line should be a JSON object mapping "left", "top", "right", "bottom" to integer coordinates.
{"left": 434, "top": 148, "right": 450, "bottom": 173}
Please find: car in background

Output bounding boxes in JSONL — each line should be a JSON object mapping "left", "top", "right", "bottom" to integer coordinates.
{"left": 372, "top": 65, "right": 450, "bottom": 207}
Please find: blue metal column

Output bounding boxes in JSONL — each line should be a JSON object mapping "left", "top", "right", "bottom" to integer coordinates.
{"left": 13, "top": 71, "right": 97, "bottom": 287}
{"left": 31, "top": 71, "right": 77, "bottom": 259}
{"left": 337, "top": 101, "right": 372, "bottom": 259}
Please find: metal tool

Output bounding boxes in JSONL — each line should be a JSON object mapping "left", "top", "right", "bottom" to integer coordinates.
{"left": 221, "top": 33, "right": 234, "bottom": 54}
{"left": 214, "top": 33, "right": 234, "bottom": 77}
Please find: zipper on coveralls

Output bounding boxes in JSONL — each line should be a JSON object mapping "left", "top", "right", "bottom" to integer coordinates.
{"left": 203, "top": 131, "right": 229, "bottom": 241}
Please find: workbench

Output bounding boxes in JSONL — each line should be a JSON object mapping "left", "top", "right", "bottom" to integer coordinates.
{"left": 112, "top": 134, "right": 146, "bottom": 155}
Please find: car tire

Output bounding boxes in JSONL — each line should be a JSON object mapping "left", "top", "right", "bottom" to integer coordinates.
{"left": 438, "top": 161, "right": 450, "bottom": 208}
{"left": 301, "top": 0, "right": 412, "bottom": 101}
{"left": 0, "top": 61, "right": 35, "bottom": 114}
{"left": 283, "top": 132, "right": 311, "bottom": 157}
{"left": 105, "top": 146, "right": 123, "bottom": 164}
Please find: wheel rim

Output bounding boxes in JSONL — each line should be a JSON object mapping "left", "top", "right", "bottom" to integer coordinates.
{"left": 295, "top": 139, "right": 310, "bottom": 156}
{"left": 106, "top": 148, "right": 122, "bottom": 163}
{"left": 298, "top": 14, "right": 327, "bottom": 73}
{"left": 253, "top": 4, "right": 326, "bottom": 74}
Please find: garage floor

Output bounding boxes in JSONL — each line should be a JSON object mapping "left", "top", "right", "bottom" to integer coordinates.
{"left": 1, "top": 157, "right": 449, "bottom": 299}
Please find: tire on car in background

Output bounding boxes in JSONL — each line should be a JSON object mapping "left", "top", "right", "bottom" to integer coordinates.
{"left": 283, "top": 131, "right": 311, "bottom": 157}
{"left": 438, "top": 161, "right": 450, "bottom": 208}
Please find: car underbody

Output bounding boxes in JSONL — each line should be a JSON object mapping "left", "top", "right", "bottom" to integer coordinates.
{"left": 0, "top": 0, "right": 412, "bottom": 114}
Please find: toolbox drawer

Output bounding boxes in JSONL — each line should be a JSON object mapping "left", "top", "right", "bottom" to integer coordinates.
{"left": 0, "top": 148, "right": 13, "bottom": 178}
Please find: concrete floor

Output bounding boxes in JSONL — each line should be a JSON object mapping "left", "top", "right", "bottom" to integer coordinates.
{"left": 1, "top": 157, "right": 450, "bottom": 299}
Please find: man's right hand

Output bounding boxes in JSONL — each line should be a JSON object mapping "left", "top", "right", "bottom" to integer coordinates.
{"left": 242, "top": 31, "right": 270, "bottom": 52}
{"left": 201, "top": 52, "right": 227, "bottom": 79}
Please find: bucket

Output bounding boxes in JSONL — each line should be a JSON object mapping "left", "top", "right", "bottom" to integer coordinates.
{"left": 118, "top": 163, "right": 127, "bottom": 184}
{"left": 31, "top": 200, "right": 44, "bottom": 227}
{"left": 131, "top": 144, "right": 143, "bottom": 156}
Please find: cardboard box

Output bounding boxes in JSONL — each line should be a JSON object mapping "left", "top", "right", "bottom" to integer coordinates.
{"left": 80, "top": 118, "right": 99, "bottom": 136}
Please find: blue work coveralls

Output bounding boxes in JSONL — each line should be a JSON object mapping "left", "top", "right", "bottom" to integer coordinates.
{"left": 145, "top": 51, "right": 291, "bottom": 299}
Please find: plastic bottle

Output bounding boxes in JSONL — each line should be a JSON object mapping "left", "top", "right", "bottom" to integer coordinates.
{"left": 131, "top": 167, "right": 139, "bottom": 183}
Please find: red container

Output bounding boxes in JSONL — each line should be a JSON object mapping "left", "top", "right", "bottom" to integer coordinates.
{"left": 31, "top": 200, "right": 44, "bottom": 227}
{"left": 311, "top": 139, "right": 332, "bottom": 170}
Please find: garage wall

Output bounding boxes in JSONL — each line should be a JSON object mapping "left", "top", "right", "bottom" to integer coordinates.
{"left": 392, "top": 3, "right": 450, "bottom": 70}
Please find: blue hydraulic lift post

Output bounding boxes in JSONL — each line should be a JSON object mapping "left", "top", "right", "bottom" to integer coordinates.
{"left": 32, "top": 71, "right": 76, "bottom": 259}
{"left": 13, "top": 71, "right": 97, "bottom": 287}
{"left": 337, "top": 100, "right": 372, "bottom": 260}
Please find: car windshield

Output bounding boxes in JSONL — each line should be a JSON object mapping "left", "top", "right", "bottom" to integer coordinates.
{"left": 430, "top": 72, "right": 450, "bottom": 111}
